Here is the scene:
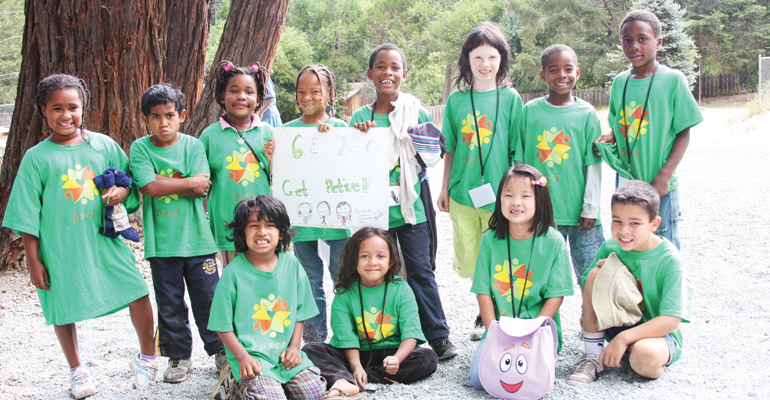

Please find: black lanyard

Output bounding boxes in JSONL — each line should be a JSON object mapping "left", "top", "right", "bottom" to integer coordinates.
{"left": 358, "top": 280, "right": 389, "bottom": 368}
{"left": 620, "top": 64, "right": 658, "bottom": 178}
{"left": 506, "top": 234, "right": 536, "bottom": 319}
{"left": 469, "top": 87, "right": 500, "bottom": 185}
{"left": 224, "top": 115, "right": 271, "bottom": 186}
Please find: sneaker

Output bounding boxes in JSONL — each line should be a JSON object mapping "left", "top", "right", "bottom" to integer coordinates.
{"left": 211, "top": 363, "right": 236, "bottom": 400}
{"left": 215, "top": 349, "right": 228, "bottom": 373}
{"left": 566, "top": 357, "right": 603, "bottom": 386}
{"left": 429, "top": 337, "right": 459, "bottom": 360}
{"left": 469, "top": 314, "right": 484, "bottom": 341}
{"left": 164, "top": 359, "right": 193, "bottom": 383}
{"left": 70, "top": 369, "right": 97, "bottom": 399}
{"left": 129, "top": 353, "right": 158, "bottom": 390}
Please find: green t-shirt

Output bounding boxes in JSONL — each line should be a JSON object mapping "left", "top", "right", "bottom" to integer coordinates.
{"left": 348, "top": 103, "right": 432, "bottom": 228}
{"left": 514, "top": 97, "right": 603, "bottom": 225}
{"left": 281, "top": 117, "right": 351, "bottom": 242}
{"left": 199, "top": 118, "right": 273, "bottom": 250}
{"left": 329, "top": 278, "right": 426, "bottom": 350}
{"left": 471, "top": 227, "right": 574, "bottom": 350}
{"left": 599, "top": 66, "right": 703, "bottom": 191}
{"left": 582, "top": 238, "right": 691, "bottom": 363}
{"left": 443, "top": 87, "right": 522, "bottom": 211}
{"left": 2, "top": 132, "right": 149, "bottom": 325}
{"left": 208, "top": 252, "right": 319, "bottom": 382}
{"left": 129, "top": 134, "right": 217, "bottom": 258}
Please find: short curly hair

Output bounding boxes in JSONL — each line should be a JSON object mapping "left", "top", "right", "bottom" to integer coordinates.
{"left": 225, "top": 196, "right": 296, "bottom": 254}
{"left": 620, "top": 10, "right": 662, "bottom": 39}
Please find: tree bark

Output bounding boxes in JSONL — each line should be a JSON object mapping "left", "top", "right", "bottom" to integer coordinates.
{"left": 0, "top": 0, "right": 208, "bottom": 272}
{"left": 186, "top": 0, "right": 290, "bottom": 138}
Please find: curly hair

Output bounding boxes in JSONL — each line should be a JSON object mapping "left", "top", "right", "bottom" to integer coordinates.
{"left": 620, "top": 9, "right": 662, "bottom": 38}
{"left": 540, "top": 44, "right": 578, "bottom": 71}
{"left": 225, "top": 196, "right": 296, "bottom": 254}
{"left": 334, "top": 227, "right": 402, "bottom": 294}
{"left": 215, "top": 60, "right": 270, "bottom": 113}
{"left": 35, "top": 74, "right": 90, "bottom": 124}
{"left": 488, "top": 165, "right": 555, "bottom": 240}
{"left": 368, "top": 43, "right": 407, "bottom": 71}
{"left": 453, "top": 22, "right": 512, "bottom": 91}
{"left": 141, "top": 83, "right": 185, "bottom": 116}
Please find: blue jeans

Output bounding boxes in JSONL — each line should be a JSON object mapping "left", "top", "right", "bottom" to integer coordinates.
{"left": 388, "top": 222, "right": 450, "bottom": 341}
{"left": 293, "top": 238, "right": 347, "bottom": 343}
{"left": 655, "top": 189, "right": 681, "bottom": 250}
{"left": 468, "top": 337, "right": 486, "bottom": 390}
{"left": 557, "top": 224, "right": 605, "bottom": 285}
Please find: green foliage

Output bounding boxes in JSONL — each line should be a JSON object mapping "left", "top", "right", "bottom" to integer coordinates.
{"left": 272, "top": 26, "right": 315, "bottom": 119}
{"left": 206, "top": 0, "right": 230, "bottom": 68}
{"left": 0, "top": 0, "right": 24, "bottom": 105}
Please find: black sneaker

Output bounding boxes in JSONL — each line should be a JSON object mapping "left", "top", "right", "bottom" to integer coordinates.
{"left": 429, "top": 337, "right": 459, "bottom": 360}
{"left": 469, "top": 314, "right": 484, "bottom": 341}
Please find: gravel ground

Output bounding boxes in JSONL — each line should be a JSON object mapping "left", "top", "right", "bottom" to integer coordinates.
{"left": 1, "top": 106, "right": 769, "bottom": 399}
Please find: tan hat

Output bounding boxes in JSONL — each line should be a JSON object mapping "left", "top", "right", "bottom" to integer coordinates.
{"left": 592, "top": 252, "right": 643, "bottom": 331}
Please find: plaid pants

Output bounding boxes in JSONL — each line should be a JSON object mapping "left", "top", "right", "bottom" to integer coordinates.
{"left": 239, "top": 367, "right": 325, "bottom": 400}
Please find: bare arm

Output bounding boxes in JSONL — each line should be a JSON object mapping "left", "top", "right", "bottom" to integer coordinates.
{"left": 22, "top": 233, "right": 49, "bottom": 291}
{"left": 280, "top": 321, "right": 305, "bottom": 369}
{"left": 343, "top": 348, "right": 367, "bottom": 389}
{"left": 477, "top": 294, "right": 497, "bottom": 331}
{"left": 651, "top": 128, "right": 690, "bottom": 197}
{"left": 218, "top": 331, "right": 262, "bottom": 379}
{"left": 537, "top": 297, "right": 563, "bottom": 319}
{"left": 437, "top": 152, "right": 455, "bottom": 212}
{"left": 141, "top": 174, "right": 210, "bottom": 198}
{"left": 258, "top": 97, "right": 276, "bottom": 119}
{"left": 600, "top": 315, "right": 681, "bottom": 368}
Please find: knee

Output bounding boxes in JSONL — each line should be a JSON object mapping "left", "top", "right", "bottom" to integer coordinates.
{"left": 629, "top": 341, "right": 667, "bottom": 379}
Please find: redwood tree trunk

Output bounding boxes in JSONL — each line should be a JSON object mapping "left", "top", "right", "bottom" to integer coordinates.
{"left": 0, "top": 0, "right": 208, "bottom": 272}
{"left": 186, "top": 0, "right": 290, "bottom": 138}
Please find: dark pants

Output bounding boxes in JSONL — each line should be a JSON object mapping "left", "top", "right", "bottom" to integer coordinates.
{"left": 302, "top": 342, "right": 438, "bottom": 387}
{"left": 149, "top": 254, "right": 224, "bottom": 359}
{"left": 388, "top": 222, "right": 450, "bottom": 341}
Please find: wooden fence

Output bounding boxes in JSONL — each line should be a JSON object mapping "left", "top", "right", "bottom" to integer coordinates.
{"left": 693, "top": 73, "right": 740, "bottom": 98}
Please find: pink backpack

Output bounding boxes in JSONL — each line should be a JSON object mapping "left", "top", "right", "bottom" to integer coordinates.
{"left": 479, "top": 316, "right": 558, "bottom": 400}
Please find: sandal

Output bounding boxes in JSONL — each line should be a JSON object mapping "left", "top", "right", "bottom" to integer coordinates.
{"left": 323, "top": 385, "right": 364, "bottom": 399}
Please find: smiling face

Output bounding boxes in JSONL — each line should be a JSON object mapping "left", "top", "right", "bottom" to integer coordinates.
{"left": 611, "top": 202, "right": 661, "bottom": 252}
{"left": 367, "top": 49, "right": 407, "bottom": 98}
{"left": 500, "top": 175, "right": 537, "bottom": 229}
{"left": 41, "top": 88, "right": 84, "bottom": 145}
{"left": 620, "top": 20, "right": 662, "bottom": 73}
{"left": 221, "top": 73, "right": 258, "bottom": 121}
{"left": 540, "top": 50, "right": 579, "bottom": 97}
{"left": 356, "top": 235, "right": 392, "bottom": 287}
{"left": 469, "top": 43, "right": 501, "bottom": 91}
{"left": 296, "top": 71, "right": 328, "bottom": 117}
{"left": 243, "top": 208, "right": 283, "bottom": 258}
{"left": 142, "top": 102, "right": 186, "bottom": 148}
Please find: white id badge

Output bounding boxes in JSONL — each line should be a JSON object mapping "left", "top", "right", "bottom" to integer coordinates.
{"left": 317, "top": 239, "right": 331, "bottom": 268}
{"left": 388, "top": 186, "right": 401, "bottom": 206}
{"left": 469, "top": 183, "right": 496, "bottom": 208}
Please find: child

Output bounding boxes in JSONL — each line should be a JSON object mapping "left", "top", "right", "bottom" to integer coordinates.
{"left": 199, "top": 61, "right": 273, "bottom": 267}
{"left": 350, "top": 43, "right": 457, "bottom": 360}
{"left": 303, "top": 227, "right": 438, "bottom": 398}
{"left": 567, "top": 181, "right": 691, "bottom": 385}
{"left": 259, "top": 75, "right": 282, "bottom": 127}
{"left": 208, "top": 196, "right": 325, "bottom": 400}
{"left": 468, "top": 165, "right": 573, "bottom": 390}
{"left": 2, "top": 74, "right": 157, "bottom": 398}
{"left": 130, "top": 83, "right": 226, "bottom": 383}
{"left": 595, "top": 10, "right": 703, "bottom": 250}
{"left": 281, "top": 64, "right": 350, "bottom": 343}
{"left": 514, "top": 44, "right": 604, "bottom": 287}
{"left": 436, "top": 23, "right": 523, "bottom": 341}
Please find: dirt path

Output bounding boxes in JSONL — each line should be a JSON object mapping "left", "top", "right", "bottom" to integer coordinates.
{"left": 1, "top": 106, "right": 768, "bottom": 399}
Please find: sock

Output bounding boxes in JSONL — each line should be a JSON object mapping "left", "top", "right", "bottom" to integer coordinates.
{"left": 139, "top": 353, "right": 157, "bottom": 363}
{"left": 583, "top": 331, "right": 605, "bottom": 359}
{"left": 70, "top": 365, "right": 85, "bottom": 374}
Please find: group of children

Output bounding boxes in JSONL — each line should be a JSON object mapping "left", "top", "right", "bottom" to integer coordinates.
{"left": 2, "top": 7, "right": 698, "bottom": 400}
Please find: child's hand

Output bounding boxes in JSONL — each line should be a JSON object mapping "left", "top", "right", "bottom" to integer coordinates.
{"left": 599, "top": 335, "right": 628, "bottom": 369}
{"left": 263, "top": 138, "right": 275, "bottom": 162}
{"left": 650, "top": 174, "right": 670, "bottom": 198}
{"left": 279, "top": 348, "right": 302, "bottom": 370}
{"left": 102, "top": 186, "right": 130, "bottom": 206}
{"left": 317, "top": 122, "right": 332, "bottom": 133}
{"left": 592, "top": 131, "right": 615, "bottom": 156}
{"left": 29, "top": 259, "right": 50, "bottom": 291}
{"left": 353, "top": 121, "right": 376, "bottom": 133}
{"left": 352, "top": 366, "right": 367, "bottom": 390}
{"left": 594, "top": 258, "right": 606, "bottom": 269}
{"left": 578, "top": 217, "right": 596, "bottom": 231}
{"left": 190, "top": 173, "right": 211, "bottom": 197}
{"left": 436, "top": 190, "right": 450, "bottom": 212}
{"left": 237, "top": 355, "right": 262, "bottom": 379}
{"left": 383, "top": 355, "right": 400, "bottom": 375}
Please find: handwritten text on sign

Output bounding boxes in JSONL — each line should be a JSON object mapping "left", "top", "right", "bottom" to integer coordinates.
{"left": 273, "top": 127, "right": 390, "bottom": 230}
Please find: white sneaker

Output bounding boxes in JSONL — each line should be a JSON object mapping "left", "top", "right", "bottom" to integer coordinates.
{"left": 469, "top": 314, "right": 485, "bottom": 341}
{"left": 129, "top": 353, "right": 158, "bottom": 390}
{"left": 70, "top": 369, "right": 97, "bottom": 399}
{"left": 566, "top": 356, "right": 603, "bottom": 386}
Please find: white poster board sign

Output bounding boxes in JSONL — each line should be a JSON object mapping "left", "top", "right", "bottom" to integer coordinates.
{"left": 273, "top": 127, "right": 390, "bottom": 230}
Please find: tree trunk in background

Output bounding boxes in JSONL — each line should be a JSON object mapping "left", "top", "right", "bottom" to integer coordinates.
{"left": 164, "top": 0, "right": 212, "bottom": 133}
{"left": 186, "top": 0, "right": 290, "bottom": 138}
{"left": 0, "top": 0, "right": 208, "bottom": 272}
{"left": 443, "top": 61, "right": 454, "bottom": 105}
